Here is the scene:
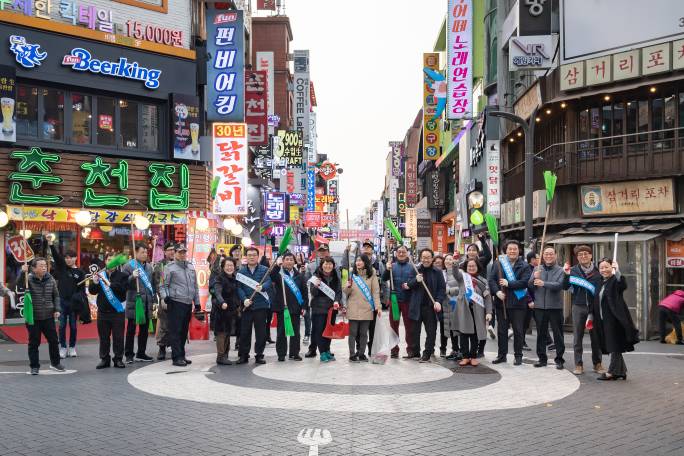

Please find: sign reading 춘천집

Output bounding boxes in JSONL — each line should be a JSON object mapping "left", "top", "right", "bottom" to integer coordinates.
{"left": 447, "top": 0, "right": 472, "bottom": 120}
{"left": 206, "top": 9, "right": 245, "bottom": 122}
{"left": 580, "top": 178, "right": 676, "bottom": 216}
{"left": 212, "top": 123, "right": 248, "bottom": 215}
{"left": 246, "top": 69, "right": 268, "bottom": 145}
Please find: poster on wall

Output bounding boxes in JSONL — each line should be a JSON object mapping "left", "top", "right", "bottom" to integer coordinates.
{"left": 212, "top": 123, "right": 248, "bottom": 215}
{"left": 0, "top": 65, "right": 17, "bottom": 144}
{"left": 206, "top": 9, "right": 244, "bottom": 122}
{"left": 171, "top": 93, "right": 201, "bottom": 160}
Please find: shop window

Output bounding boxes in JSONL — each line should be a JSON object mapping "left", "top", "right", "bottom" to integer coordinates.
{"left": 638, "top": 100, "right": 649, "bottom": 143}
{"left": 71, "top": 93, "right": 92, "bottom": 145}
{"left": 663, "top": 94, "right": 676, "bottom": 140}
{"left": 42, "top": 88, "right": 64, "bottom": 142}
{"left": 96, "top": 97, "right": 115, "bottom": 146}
{"left": 652, "top": 97, "right": 664, "bottom": 140}
{"left": 613, "top": 102, "right": 624, "bottom": 146}
{"left": 626, "top": 100, "right": 637, "bottom": 143}
{"left": 141, "top": 104, "right": 159, "bottom": 151}
{"left": 120, "top": 99, "right": 138, "bottom": 148}
{"left": 601, "top": 104, "right": 612, "bottom": 149}
{"left": 15, "top": 84, "right": 38, "bottom": 137}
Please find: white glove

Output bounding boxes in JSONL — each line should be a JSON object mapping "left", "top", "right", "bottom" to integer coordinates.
{"left": 416, "top": 274, "right": 423, "bottom": 283}
{"left": 243, "top": 299, "right": 252, "bottom": 308}
{"left": 132, "top": 269, "right": 140, "bottom": 278}
{"left": 496, "top": 291, "right": 506, "bottom": 301}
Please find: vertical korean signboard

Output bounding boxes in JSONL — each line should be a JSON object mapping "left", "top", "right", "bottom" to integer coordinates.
{"left": 306, "top": 167, "right": 316, "bottom": 211}
{"left": 422, "top": 53, "right": 442, "bottom": 161}
{"left": 447, "top": 0, "right": 472, "bottom": 120}
{"left": 256, "top": 51, "right": 275, "bottom": 135}
{"left": 486, "top": 140, "right": 501, "bottom": 217}
{"left": 212, "top": 123, "right": 248, "bottom": 215}
{"left": 245, "top": 70, "right": 268, "bottom": 145}
{"left": 389, "top": 141, "right": 403, "bottom": 177}
{"left": 206, "top": 10, "right": 244, "bottom": 122}
{"left": 293, "top": 50, "right": 310, "bottom": 144}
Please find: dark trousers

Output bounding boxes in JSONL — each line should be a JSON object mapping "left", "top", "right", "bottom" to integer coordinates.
{"left": 478, "top": 310, "right": 495, "bottom": 354}
{"left": 311, "top": 313, "right": 331, "bottom": 354}
{"left": 266, "top": 311, "right": 274, "bottom": 341}
{"left": 534, "top": 308, "right": 565, "bottom": 364}
{"left": 156, "top": 306, "right": 170, "bottom": 347}
{"left": 608, "top": 352, "right": 627, "bottom": 376}
{"left": 125, "top": 315, "right": 149, "bottom": 358}
{"left": 59, "top": 299, "right": 77, "bottom": 348}
{"left": 26, "top": 318, "right": 60, "bottom": 369}
{"left": 390, "top": 301, "right": 413, "bottom": 356}
{"left": 659, "top": 307, "right": 683, "bottom": 342}
{"left": 460, "top": 333, "right": 478, "bottom": 359}
{"left": 496, "top": 306, "right": 526, "bottom": 358}
{"left": 367, "top": 311, "right": 377, "bottom": 355}
{"left": 238, "top": 308, "right": 269, "bottom": 359}
{"left": 572, "top": 304, "right": 602, "bottom": 366}
{"left": 97, "top": 312, "right": 125, "bottom": 361}
{"left": 304, "top": 307, "right": 312, "bottom": 337}
{"left": 167, "top": 299, "right": 192, "bottom": 361}
{"left": 411, "top": 304, "right": 437, "bottom": 357}
{"left": 276, "top": 310, "right": 301, "bottom": 357}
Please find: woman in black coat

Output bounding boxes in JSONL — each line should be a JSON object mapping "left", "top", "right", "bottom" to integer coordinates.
{"left": 594, "top": 258, "right": 639, "bottom": 380}
{"left": 210, "top": 257, "right": 241, "bottom": 365}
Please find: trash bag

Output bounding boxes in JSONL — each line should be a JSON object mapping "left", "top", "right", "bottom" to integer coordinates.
{"left": 322, "top": 307, "right": 349, "bottom": 339}
{"left": 371, "top": 312, "right": 400, "bottom": 364}
{"left": 189, "top": 311, "right": 209, "bottom": 340}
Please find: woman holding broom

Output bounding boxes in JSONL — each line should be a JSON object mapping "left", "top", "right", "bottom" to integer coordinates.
{"left": 344, "top": 254, "right": 381, "bottom": 362}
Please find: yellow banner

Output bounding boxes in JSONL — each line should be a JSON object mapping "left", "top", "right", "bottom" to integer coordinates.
{"left": 7, "top": 205, "right": 187, "bottom": 225}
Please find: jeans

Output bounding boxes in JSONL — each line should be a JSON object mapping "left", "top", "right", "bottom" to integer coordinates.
{"left": 534, "top": 308, "right": 565, "bottom": 364}
{"left": 59, "top": 299, "right": 77, "bottom": 348}
{"left": 27, "top": 318, "right": 60, "bottom": 369}
{"left": 572, "top": 304, "right": 602, "bottom": 366}
{"left": 348, "top": 320, "right": 371, "bottom": 356}
{"left": 125, "top": 315, "right": 149, "bottom": 358}
{"left": 238, "top": 308, "right": 269, "bottom": 359}
{"left": 97, "top": 312, "right": 125, "bottom": 361}
{"left": 496, "top": 306, "right": 526, "bottom": 359}
{"left": 311, "top": 313, "right": 331, "bottom": 354}
{"left": 659, "top": 307, "right": 682, "bottom": 342}
{"left": 275, "top": 310, "right": 301, "bottom": 357}
{"left": 167, "top": 299, "right": 192, "bottom": 362}
{"left": 411, "top": 304, "right": 437, "bottom": 357}
{"left": 389, "top": 301, "right": 413, "bottom": 356}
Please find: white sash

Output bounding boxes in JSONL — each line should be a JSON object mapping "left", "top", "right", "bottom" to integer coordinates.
{"left": 462, "top": 272, "right": 485, "bottom": 308}
{"left": 308, "top": 276, "right": 336, "bottom": 301}
{"left": 236, "top": 272, "right": 270, "bottom": 301}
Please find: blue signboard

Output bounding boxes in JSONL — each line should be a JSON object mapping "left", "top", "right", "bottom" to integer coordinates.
{"left": 206, "top": 10, "right": 244, "bottom": 122}
{"left": 306, "top": 167, "right": 316, "bottom": 212}
{"left": 264, "top": 192, "right": 287, "bottom": 223}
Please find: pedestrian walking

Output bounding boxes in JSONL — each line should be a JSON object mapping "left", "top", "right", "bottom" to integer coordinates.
{"left": 344, "top": 254, "right": 381, "bottom": 362}
{"left": 152, "top": 241, "right": 176, "bottom": 360}
{"left": 306, "top": 257, "right": 342, "bottom": 362}
{"left": 594, "top": 259, "right": 639, "bottom": 381}
{"left": 442, "top": 254, "right": 461, "bottom": 360}
{"left": 270, "top": 252, "right": 308, "bottom": 362}
{"left": 160, "top": 243, "right": 201, "bottom": 367}
{"left": 562, "top": 245, "right": 605, "bottom": 375}
{"left": 658, "top": 290, "right": 684, "bottom": 345}
{"left": 209, "top": 257, "right": 240, "bottom": 365}
{"left": 453, "top": 259, "right": 492, "bottom": 366}
{"left": 382, "top": 245, "right": 416, "bottom": 358}
{"left": 121, "top": 243, "right": 156, "bottom": 363}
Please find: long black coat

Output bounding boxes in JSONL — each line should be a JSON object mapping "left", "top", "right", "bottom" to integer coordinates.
{"left": 209, "top": 272, "right": 240, "bottom": 333}
{"left": 594, "top": 275, "right": 639, "bottom": 354}
{"left": 269, "top": 265, "right": 308, "bottom": 314}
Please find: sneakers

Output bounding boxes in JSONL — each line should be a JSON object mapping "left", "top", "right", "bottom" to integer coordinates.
{"left": 487, "top": 325, "right": 496, "bottom": 340}
{"left": 305, "top": 350, "right": 317, "bottom": 358}
{"left": 68, "top": 347, "right": 77, "bottom": 357}
{"left": 50, "top": 364, "right": 66, "bottom": 372}
{"left": 30, "top": 367, "right": 39, "bottom": 375}
{"left": 125, "top": 356, "right": 134, "bottom": 364}
{"left": 59, "top": 347, "right": 67, "bottom": 359}
{"left": 573, "top": 365, "right": 584, "bottom": 375}
{"left": 320, "top": 352, "right": 331, "bottom": 363}
{"left": 135, "top": 354, "right": 154, "bottom": 362}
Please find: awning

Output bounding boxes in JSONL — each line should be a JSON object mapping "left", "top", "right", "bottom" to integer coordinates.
{"left": 557, "top": 223, "right": 680, "bottom": 235}
{"left": 667, "top": 227, "right": 684, "bottom": 242}
{"left": 550, "top": 233, "right": 661, "bottom": 244}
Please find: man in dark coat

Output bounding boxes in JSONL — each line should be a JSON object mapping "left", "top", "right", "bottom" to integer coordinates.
{"left": 407, "top": 248, "right": 446, "bottom": 363}
{"left": 488, "top": 240, "right": 532, "bottom": 366}
{"left": 270, "top": 252, "right": 308, "bottom": 361}
{"left": 121, "top": 243, "right": 156, "bottom": 364}
{"left": 236, "top": 246, "right": 272, "bottom": 365}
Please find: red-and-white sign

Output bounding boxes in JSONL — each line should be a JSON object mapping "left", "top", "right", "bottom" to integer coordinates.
{"left": 7, "top": 235, "right": 34, "bottom": 263}
{"left": 338, "top": 230, "right": 376, "bottom": 241}
{"left": 304, "top": 211, "right": 322, "bottom": 228}
{"left": 447, "top": 0, "right": 473, "bottom": 119}
{"left": 318, "top": 161, "right": 337, "bottom": 180}
{"left": 257, "top": 0, "right": 276, "bottom": 10}
{"left": 666, "top": 239, "right": 684, "bottom": 268}
{"left": 212, "top": 123, "right": 248, "bottom": 215}
{"left": 246, "top": 70, "right": 268, "bottom": 145}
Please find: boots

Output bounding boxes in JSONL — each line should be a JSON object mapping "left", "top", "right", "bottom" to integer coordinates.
{"left": 593, "top": 362, "right": 606, "bottom": 374}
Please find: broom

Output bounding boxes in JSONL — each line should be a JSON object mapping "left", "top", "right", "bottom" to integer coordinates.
{"left": 248, "top": 226, "right": 294, "bottom": 302}
{"left": 21, "top": 205, "right": 33, "bottom": 325}
{"left": 130, "top": 222, "right": 146, "bottom": 326}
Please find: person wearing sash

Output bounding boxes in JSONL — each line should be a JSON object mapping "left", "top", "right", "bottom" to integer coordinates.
{"left": 209, "top": 257, "right": 240, "bottom": 365}
{"left": 407, "top": 249, "right": 446, "bottom": 363}
{"left": 562, "top": 245, "right": 605, "bottom": 375}
{"left": 454, "top": 259, "right": 492, "bottom": 366}
{"left": 236, "top": 246, "right": 272, "bottom": 365}
{"left": 152, "top": 241, "right": 176, "bottom": 360}
{"left": 442, "top": 254, "right": 461, "bottom": 360}
{"left": 269, "top": 252, "right": 308, "bottom": 362}
{"left": 344, "top": 254, "right": 381, "bottom": 362}
{"left": 122, "top": 243, "right": 156, "bottom": 364}
{"left": 307, "top": 256, "right": 342, "bottom": 362}
{"left": 528, "top": 247, "right": 566, "bottom": 370}
{"left": 89, "top": 253, "right": 128, "bottom": 369}
{"left": 383, "top": 245, "right": 416, "bottom": 359}
{"left": 594, "top": 259, "right": 639, "bottom": 380}
{"left": 488, "top": 240, "right": 531, "bottom": 366}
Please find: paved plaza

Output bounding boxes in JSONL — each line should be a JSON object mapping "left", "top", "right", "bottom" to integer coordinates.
{"left": 1, "top": 330, "right": 683, "bottom": 456}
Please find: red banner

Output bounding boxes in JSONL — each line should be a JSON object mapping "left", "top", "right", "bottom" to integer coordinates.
{"left": 432, "top": 222, "right": 448, "bottom": 254}
{"left": 246, "top": 70, "right": 268, "bottom": 145}
{"left": 338, "top": 230, "right": 376, "bottom": 241}
{"left": 304, "top": 211, "right": 322, "bottom": 228}
{"left": 257, "top": 0, "right": 276, "bottom": 11}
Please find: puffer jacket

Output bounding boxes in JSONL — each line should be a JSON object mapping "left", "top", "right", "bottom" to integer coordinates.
{"left": 236, "top": 264, "right": 272, "bottom": 310}
{"left": 20, "top": 272, "right": 60, "bottom": 320}
{"left": 344, "top": 270, "right": 380, "bottom": 321}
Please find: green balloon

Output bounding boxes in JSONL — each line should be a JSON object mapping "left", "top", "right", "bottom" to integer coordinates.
{"left": 470, "top": 210, "right": 484, "bottom": 226}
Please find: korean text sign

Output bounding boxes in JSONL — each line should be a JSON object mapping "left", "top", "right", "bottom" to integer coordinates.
{"left": 447, "top": 0, "right": 473, "bottom": 120}
{"left": 422, "top": 53, "right": 442, "bottom": 161}
{"left": 264, "top": 192, "right": 287, "bottom": 223}
{"left": 212, "top": 123, "right": 248, "bottom": 215}
{"left": 206, "top": 10, "right": 244, "bottom": 122}
{"left": 246, "top": 70, "right": 268, "bottom": 145}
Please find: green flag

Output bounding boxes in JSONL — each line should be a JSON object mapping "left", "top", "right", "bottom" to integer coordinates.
{"left": 23, "top": 291, "right": 34, "bottom": 326}
{"left": 279, "top": 226, "right": 294, "bottom": 256}
{"left": 543, "top": 170, "right": 558, "bottom": 203}
{"left": 384, "top": 218, "right": 402, "bottom": 244}
{"left": 390, "top": 292, "right": 400, "bottom": 322}
{"left": 283, "top": 308, "right": 295, "bottom": 337}
{"left": 135, "top": 294, "right": 146, "bottom": 325}
{"left": 484, "top": 214, "right": 499, "bottom": 247}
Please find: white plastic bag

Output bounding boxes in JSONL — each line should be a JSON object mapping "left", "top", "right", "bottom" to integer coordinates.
{"left": 371, "top": 312, "right": 400, "bottom": 364}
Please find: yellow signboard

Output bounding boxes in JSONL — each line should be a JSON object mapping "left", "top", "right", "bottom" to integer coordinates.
{"left": 7, "top": 205, "right": 187, "bottom": 225}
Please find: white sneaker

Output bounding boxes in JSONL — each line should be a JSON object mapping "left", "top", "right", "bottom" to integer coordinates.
{"left": 59, "top": 347, "right": 67, "bottom": 359}
{"left": 68, "top": 347, "right": 77, "bottom": 358}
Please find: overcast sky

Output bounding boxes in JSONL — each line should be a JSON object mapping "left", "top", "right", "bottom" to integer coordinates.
{"left": 283, "top": 0, "right": 446, "bottom": 225}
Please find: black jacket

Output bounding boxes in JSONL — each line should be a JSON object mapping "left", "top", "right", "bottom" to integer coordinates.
{"left": 270, "top": 265, "right": 308, "bottom": 314}
{"left": 209, "top": 271, "right": 240, "bottom": 333}
{"left": 88, "top": 269, "right": 127, "bottom": 314}
{"left": 49, "top": 245, "right": 86, "bottom": 304}
{"left": 407, "top": 265, "right": 446, "bottom": 321}
{"left": 594, "top": 275, "right": 639, "bottom": 354}
{"left": 563, "top": 263, "right": 602, "bottom": 307}
{"left": 19, "top": 272, "right": 60, "bottom": 320}
{"left": 488, "top": 256, "right": 531, "bottom": 309}
{"left": 308, "top": 271, "right": 342, "bottom": 316}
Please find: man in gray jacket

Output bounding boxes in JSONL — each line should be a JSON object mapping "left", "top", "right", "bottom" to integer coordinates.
{"left": 121, "top": 243, "right": 156, "bottom": 363}
{"left": 160, "top": 243, "right": 201, "bottom": 367}
{"left": 529, "top": 246, "right": 566, "bottom": 369}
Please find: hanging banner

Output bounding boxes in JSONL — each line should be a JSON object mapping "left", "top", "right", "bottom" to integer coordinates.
{"left": 447, "top": 0, "right": 473, "bottom": 120}
{"left": 486, "top": 140, "right": 501, "bottom": 217}
{"left": 245, "top": 70, "right": 268, "bottom": 145}
{"left": 206, "top": 9, "right": 244, "bottom": 122}
{"left": 422, "top": 53, "right": 442, "bottom": 161}
{"left": 256, "top": 51, "right": 275, "bottom": 135}
{"left": 171, "top": 93, "right": 201, "bottom": 160}
{"left": 306, "top": 167, "right": 316, "bottom": 211}
{"left": 293, "top": 50, "right": 310, "bottom": 144}
{"left": 186, "top": 217, "right": 218, "bottom": 311}
{"left": 212, "top": 123, "right": 248, "bottom": 215}
{"left": 405, "top": 208, "right": 417, "bottom": 238}
{"left": 389, "top": 178, "right": 399, "bottom": 217}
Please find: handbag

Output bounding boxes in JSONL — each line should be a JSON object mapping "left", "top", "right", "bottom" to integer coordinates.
{"left": 322, "top": 307, "right": 349, "bottom": 339}
{"left": 189, "top": 311, "right": 209, "bottom": 340}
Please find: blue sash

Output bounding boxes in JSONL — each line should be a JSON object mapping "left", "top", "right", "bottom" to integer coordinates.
{"left": 281, "top": 270, "right": 304, "bottom": 306}
{"left": 498, "top": 255, "right": 527, "bottom": 300}
{"left": 569, "top": 275, "right": 596, "bottom": 295}
{"left": 463, "top": 272, "right": 485, "bottom": 308}
{"left": 99, "top": 271, "right": 124, "bottom": 312}
{"left": 352, "top": 274, "right": 375, "bottom": 311}
{"left": 130, "top": 260, "right": 154, "bottom": 294}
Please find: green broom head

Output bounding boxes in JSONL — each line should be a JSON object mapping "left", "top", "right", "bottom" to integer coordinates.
{"left": 106, "top": 254, "right": 129, "bottom": 270}
{"left": 283, "top": 308, "right": 295, "bottom": 337}
{"left": 390, "top": 292, "right": 400, "bottom": 321}
{"left": 484, "top": 214, "right": 499, "bottom": 247}
{"left": 210, "top": 176, "right": 220, "bottom": 199}
{"left": 23, "top": 291, "right": 34, "bottom": 325}
{"left": 341, "top": 268, "right": 349, "bottom": 284}
{"left": 148, "top": 317, "right": 154, "bottom": 333}
{"left": 279, "top": 226, "right": 294, "bottom": 256}
{"left": 135, "top": 295, "right": 146, "bottom": 325}
{"left": 384, "top": 218, "right": 402, "bottom": 244}
{"left": 543, "top": 170, "right": 558, "bottom": 203}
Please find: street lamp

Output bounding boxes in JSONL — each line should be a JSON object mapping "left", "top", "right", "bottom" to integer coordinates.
{"left": 75, "top": 209, "right": 92, "bottom": 227}
{"left": 133, "top": 214, "right": 150, "bottom": 230}
{"left": 487, "top": 107, "right": 538, "bottom": 245}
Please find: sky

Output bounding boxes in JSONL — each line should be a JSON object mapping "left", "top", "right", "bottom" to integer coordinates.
{"left": 282, "top": 0, "right": 446, "bottom": 225}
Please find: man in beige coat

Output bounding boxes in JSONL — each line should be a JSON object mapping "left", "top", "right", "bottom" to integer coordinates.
{"left": 344, "top": 255, "right": 381, "bottom": 362}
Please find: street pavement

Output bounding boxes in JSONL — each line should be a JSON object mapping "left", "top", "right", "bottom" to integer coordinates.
{"left": 1, "top": 327, "right": 683, "bottom": 456}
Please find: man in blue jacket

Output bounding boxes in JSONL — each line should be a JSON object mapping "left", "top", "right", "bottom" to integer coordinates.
{"left": 382, "top": 245, "right": 416, "bottom": 358}
{"left": 236, "top": 246, "right": 272, "bottom": 365}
